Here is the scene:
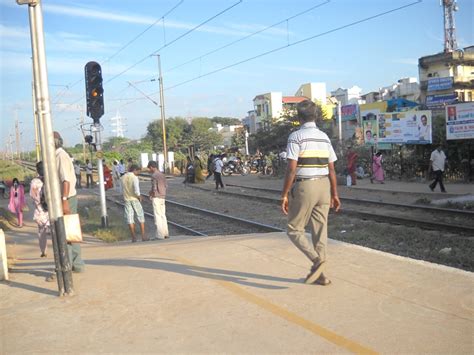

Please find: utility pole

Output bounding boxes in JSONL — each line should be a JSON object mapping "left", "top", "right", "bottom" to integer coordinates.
{"left": 15, "top": 112, "right": 20, "bottom": 160}
{"left": 156, "top": 54, "right": 169, "bottom": 173}
{"left": 32, "top": 81, "right": 41, "bottom": 161}
{"left": 19, "top": 0, "right": 74, "bottom": 296}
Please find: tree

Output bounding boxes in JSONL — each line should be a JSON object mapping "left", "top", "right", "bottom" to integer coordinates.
{"left": 211, "top": 116, "right": 241, "bottom": 126}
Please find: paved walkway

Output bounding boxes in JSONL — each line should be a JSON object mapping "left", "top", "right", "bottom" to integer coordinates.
{"left": 1, "top": 191, "right": 473, "bottom": 353}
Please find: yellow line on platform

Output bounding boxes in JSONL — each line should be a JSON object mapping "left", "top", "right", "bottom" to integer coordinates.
{"left": 173, "top": 255, "right": 378, "bottom": 355}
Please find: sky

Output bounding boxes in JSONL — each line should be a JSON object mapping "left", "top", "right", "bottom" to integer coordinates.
{"left": 0, "top": 0, "right": 473, "bottom": 149}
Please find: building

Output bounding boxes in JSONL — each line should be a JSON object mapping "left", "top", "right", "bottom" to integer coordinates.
{"left": 418, "top": 46, "right": 474, "bottom": 109}
{"left": 209, "top": 123, "right": 244, "bottom": 148}
{"left": 379, "top": 78, "right": 420, "bottom": 102}
{"left": 251, "top": 92, "right": 283, "bottom": 133}
{"left": 330, "top": 86, "right": 363, "bottom": 106}
{"left": 295, "top": 82, "right": 327, "bottom": 104}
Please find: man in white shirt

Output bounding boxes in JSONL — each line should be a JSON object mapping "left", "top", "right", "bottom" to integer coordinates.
{"left": 85, "top": 159, "right": 93, "bottom": 188}
{"left": 429, "top": 145, "right": 447, "bottom": 193}
{"left": 121, "top": 164, "right": 147, "bottom": 242}
{"left": 213, "top": 155, "right": 225, "bottom": 190}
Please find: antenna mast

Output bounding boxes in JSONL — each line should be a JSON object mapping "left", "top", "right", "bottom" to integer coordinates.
{"left": 442, "top": 0, "right": 458, "bottom": 53}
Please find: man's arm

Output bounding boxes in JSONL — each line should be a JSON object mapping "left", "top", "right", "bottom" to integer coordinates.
{"left": 280, "top": 159, "right": 297, "bottom": 215}
{"left": 62, "top": 180, "right": 71, "bottom": 215}
{"left": 328, "top": 162, "right": 341, "bottom": 212}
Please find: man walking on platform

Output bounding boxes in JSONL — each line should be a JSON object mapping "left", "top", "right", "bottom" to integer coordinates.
{"left": 429, "top": 145, "right": 447, "bottom": 193}
{"left": 213, "top": 154, "right": 225, "bottom": 190}
{"left": 280, "top": 100, "right": 341, "bottom": 286}
{"left": 147, "top": 160, "right": 169, "bottom": 240}
{"left": 121, "top": 164, "right": 147, "bottom": 242}
{"left": 54, "top": 131, "right": 85, "bottom": 273}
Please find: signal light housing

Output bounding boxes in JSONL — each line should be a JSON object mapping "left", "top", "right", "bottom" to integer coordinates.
{"left": 84, "top": 61, "right": 104, "bottom": 123}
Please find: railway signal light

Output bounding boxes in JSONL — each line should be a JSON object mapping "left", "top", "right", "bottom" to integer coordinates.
{"left": 84, "top": 61, "right": 104, "bottom": 123}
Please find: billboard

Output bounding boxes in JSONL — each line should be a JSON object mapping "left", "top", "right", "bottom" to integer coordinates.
{"left": 426, "top": 93, "right": 457, "bottom": 107}
{"left": 341, "top": 104, "right": 358, "bottom": 122}
{"left": 360, "top": 102, "right": 387, "bottom": 146}
{"left": 377, "top": 110, "right": 432, "bottom": 144}
{"left": 427, "top": 77, "right": 453, "bottom": 92}
{"left": 446, "top": 103, "right": 474, "bottom": 140}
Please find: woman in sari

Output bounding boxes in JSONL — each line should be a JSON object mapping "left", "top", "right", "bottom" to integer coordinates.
{"left": 371, "top": 151, "right": 385, "bottom": 184}
{"left": 30, "top": 162, "right": 50, "bottom": 257}
{"left": 8, "top": 177, "right": 27, "bottom": 227}
{"left": 194, "top": 156, "right": 205, "bottom": 183}
{"left": 103, "top": 163, "right": 114, "bottom": 190}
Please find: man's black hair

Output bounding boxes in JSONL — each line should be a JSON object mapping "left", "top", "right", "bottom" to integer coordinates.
{"left": 147, "top": 160, "right": 158, "bottom": 169}
{"left": 296, "top": 100, "right": 318, "bottom": 123}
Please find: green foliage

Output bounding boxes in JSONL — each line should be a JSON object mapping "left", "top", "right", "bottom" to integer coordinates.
{"left": 211, "top": 116, "right": 241, "bottom": 126}
{"left": 231, "top": 128, "right": 246, "bottom": 149}
{"left": 146, "top": 116, "right": 223, "bottom": 153}
{"left": 0, "top": 160, "right": 35, "bottom": 182}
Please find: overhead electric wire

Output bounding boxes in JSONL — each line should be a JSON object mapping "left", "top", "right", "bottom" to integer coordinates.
{"left": 105, "top": 0, "right": 243, "bottom": 85}
{"left": 164, "top": 0, "right": 330, "bottom": 74}
{"left": 53, "top": 0, "right": 185, "bottom": 114}
{"left": 103, "top": 0, "right": 184, "bottom": 64}
{"left": 164, "top": 0, "right": 423, "bottom": 92}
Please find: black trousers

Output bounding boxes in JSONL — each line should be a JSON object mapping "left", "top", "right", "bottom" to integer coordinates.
{"left": 86, "top": 173, "right": 94, "bottom": 188}
{"left": 429, "top": 170, "right": 446, "bottom": 192}
{"left": 214, "top": 172, "right": 224, "bottom": 189}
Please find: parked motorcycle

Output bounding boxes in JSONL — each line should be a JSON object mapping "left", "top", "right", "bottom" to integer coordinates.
{"left": 221, "top": 159, "right": 249, "bottom": 176}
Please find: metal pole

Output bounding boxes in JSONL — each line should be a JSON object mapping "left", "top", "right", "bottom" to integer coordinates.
{"left": 93, "top": 125, "right": 108, "bottom": 227}
{"left": 26, "top": 0, "right": 73, "bottom": 296}
{"left": 31, "top": 81, "right": 41, "bottom": 162}
{"left": 245, "top": 131, "right": 249, "bottom": 155}
{"left": 337, "top": 101, "right": 342, "bottom": 146}
{"left": 157, "top": 55, "right": 169, "bottom": 173}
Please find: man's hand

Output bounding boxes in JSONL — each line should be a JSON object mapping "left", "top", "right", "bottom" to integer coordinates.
{"left": 331, "top": 195, "right": 341, "bottom": 212}
{"left": 62, "top": 200, "right": 71, "bottom": 215}
{"left": 281, "top": 196, "right": 289, "bottom": 215}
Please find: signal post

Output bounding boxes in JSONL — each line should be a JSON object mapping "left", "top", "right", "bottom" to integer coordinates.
{"left": 84, "top": 61, "right": 108, "bottom": 227}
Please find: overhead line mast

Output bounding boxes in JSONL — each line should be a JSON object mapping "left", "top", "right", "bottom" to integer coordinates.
{"left": 442, "top": 0, "right": 458, "bottom": 53}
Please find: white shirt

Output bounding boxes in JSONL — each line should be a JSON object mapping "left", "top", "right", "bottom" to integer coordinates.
{"left": 286, "top": 122, "right": 337, "bottom": 178}
{"left": 86, "top": 162, "right": 93, "bottom": 174}
{"left": 214, "top": 158, "right": 224, "bottom": 173}
{"left": 56, "top": 147, "right": 77, "bottom": 198}
{"left": 430, "top": 149, "right": 446, "bottom": 172}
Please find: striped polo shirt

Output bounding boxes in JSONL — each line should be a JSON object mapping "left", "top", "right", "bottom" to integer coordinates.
{"left": 286, "top": 122, "right": 337, "bottom": 178}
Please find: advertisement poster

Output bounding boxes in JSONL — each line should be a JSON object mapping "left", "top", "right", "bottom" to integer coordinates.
{"left": 341, "top": 104, "right": 358, "bottom": 122}
{"left": 377, "top": 110, "right": 432, "bottom": 144}
{"left": 446, "top": 103, "right": 474, "bottom": 140}
{"left": 360, "top": 102, "right": 386, "bottom": 145}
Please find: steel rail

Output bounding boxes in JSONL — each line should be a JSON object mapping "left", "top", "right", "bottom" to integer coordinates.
{"left": 185, "top": 184, "right": 474, "bottom": 237}
{"left": 224, "top": 183, "right": 474, "bottom": 217}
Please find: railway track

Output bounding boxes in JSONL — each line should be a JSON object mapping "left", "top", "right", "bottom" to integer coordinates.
{"left": 18, "top": 160, "right": 474, "bottom": 236}
{"left": 186, "top": 183, "right": 474, "bottom": 237}
{"left": 107, "top": 192, "right": 283, "bottom": 237}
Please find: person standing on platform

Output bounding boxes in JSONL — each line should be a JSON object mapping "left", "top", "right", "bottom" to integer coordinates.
{"left": 121, "top": 164, "right": 147, "bottom": 242}
{"left": 147, "top": 160, "right": 169, "bottom": 240}
{"left": 371, "top": 152, "right": 385, "bottom": 184}
{"left": 85, "top": 159, "right": 93, "bottom": 188}
{"left": 54, "top": 131, "right": 85, "bottom": 273}
{"left": 74, "top": 161, "right": 82, "bottom": 189}
{"left": 8, "top": 178, "right": 26, "bottom": 228}
{"left": 112, "top": 160, "right": 122, "bottom": 192}
{"left": 213, "top": 154, "right": 225, "bottom": 190}
{"left": 429, "top": 145, "right": 447, "bottom": 193}
{"left": 206, "top": 154, "right": 215, "bottom": 180}
{"left": 280, "top": 100, "right": 341, "bottom": 286}
{"left": 118, "top": 159, "right": 126, "bottom": 176}
{"left": 29, "top": 161, "right": 50, "bottom": 257}
{"left": 346, "top": 146, "right": 358, "bottom": 186}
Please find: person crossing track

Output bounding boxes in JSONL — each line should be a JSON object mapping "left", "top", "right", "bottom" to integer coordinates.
{"left": 280, "top": 100, "right": 341, "bottom": 286}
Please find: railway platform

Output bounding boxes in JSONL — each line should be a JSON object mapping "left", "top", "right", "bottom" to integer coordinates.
{"left": 1, "top": 200, "right": 472, "bottom": 353}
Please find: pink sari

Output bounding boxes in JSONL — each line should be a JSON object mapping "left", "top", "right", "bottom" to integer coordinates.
{"left": 8, "top": 184, "right": 26, "bottom": 227}
{"left": 372, "top": 155, "right": 384, "bottom": 183}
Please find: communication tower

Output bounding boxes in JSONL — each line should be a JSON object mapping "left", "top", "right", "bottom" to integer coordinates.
{"left": 110, "top": 111, "right": 127, "bottom": 138}
{"left": 442, "top": 0, "right": 458, "bottom": 53}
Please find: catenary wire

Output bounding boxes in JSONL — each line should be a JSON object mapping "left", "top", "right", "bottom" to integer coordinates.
{"left": 164, "top": 0, "right": 423, "bottom": 91}
{"left": 164, "top": 0, "right": 330, "bottom": 74}
{"left": 53, "top": 0, "right": 185, "bottom": 114}
{"left": 105, "top": 0, "right": 243, "bottom": 85}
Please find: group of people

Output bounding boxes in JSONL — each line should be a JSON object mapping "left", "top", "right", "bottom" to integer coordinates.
{"left": 346, "top": 147, "right": 385, "bottom": 185}
{"left": 73, "top": 158, "right": 127, "bottom": 191}
{"left": 7, "top": 103, "right": 451, "bottom": 289}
